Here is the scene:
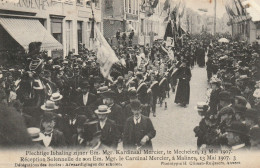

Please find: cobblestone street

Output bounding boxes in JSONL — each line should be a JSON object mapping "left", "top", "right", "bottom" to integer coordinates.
{"left": 151, "top": 66, "right": 208, "bottom": 150}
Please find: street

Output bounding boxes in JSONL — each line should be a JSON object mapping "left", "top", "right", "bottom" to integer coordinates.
{"left": 151, "top": 66, "right": 208, "bottom": 150}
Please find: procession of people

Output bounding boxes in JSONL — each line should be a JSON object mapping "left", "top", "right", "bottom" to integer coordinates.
{"left": 0, "top": 30, "right": 260, "bottom": 152}
{"left": 194, "top": 38, "right": 260, "bottom": 151}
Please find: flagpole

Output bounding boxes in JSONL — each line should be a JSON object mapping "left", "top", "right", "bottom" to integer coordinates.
{"left": 214, "top": 0, "right": 216, "bottom": 35}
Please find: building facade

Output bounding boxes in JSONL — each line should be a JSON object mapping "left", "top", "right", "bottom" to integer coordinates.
{"left": 228, "top": 0, "right": 260, "bottom": 43}
{"left": 102, "top": 0, "right": 167, "bottom": 46}
{"left": 0, "top": 0, "right": 102, "bottom": 57}
{"left": 139, "top": 1, "right": 167, "bottom": 46}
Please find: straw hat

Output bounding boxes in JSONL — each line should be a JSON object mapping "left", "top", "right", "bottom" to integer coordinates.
{"left": 27, "top": 127, "right": 43, "bottom": 142}
{"left": 41, "top": 100, "right": 58, "bottom": 111}
{"left": 50, "top": 92, "right": 63, "bottom": 101}
{"left": 94, "top": 105, "right": 111, "bottom": 115}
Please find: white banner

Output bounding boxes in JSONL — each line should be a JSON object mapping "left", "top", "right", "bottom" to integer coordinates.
{"left": 94, "top": 25, "right": 119, "bottom": 78}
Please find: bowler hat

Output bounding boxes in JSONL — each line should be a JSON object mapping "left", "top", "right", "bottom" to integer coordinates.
{"left": 80, "top": 80, "right": 90, "bottom": 89}
{"left": 117, "top": 76, "right": 124, "bottom": 85}
{"left": 226, "top": 121, "right": 249, "bottom": 136}
{"left": 84, "top": 120, "right": 101, "bottom": 141}
{"left": 218, "top": 106, "right": 234, "bottom": 116}
{"left": 41, "top": 112, "right": 56, "bottom": 122}
{"left": 77, "top": 115, "right": 88, "bottom": 128}
{"left": 235, "top": 96, "right": 247, "bottom": 107}
{"left": 130, "top": 100, "right": 141, "bottom": 111}
{"left": 219, "top": 91, "right": 231, "bottom": 101}
{"left": 128, "top": 89, "right": 137, "bottom": 99}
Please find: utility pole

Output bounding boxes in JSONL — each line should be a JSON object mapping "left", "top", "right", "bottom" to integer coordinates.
{"left": 191, "top": 16, "right": 192, "bottom": 34}
{"left": 214, "top": 0, "right": 216, "bottom": 35}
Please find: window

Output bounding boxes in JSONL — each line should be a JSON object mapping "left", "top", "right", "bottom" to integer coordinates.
{"left": 86, "top": 21, "right": 92, "bottom": 48}
{"left": 77, "top": 21, "right": 83, "bottom": 48}
{"left": 51, "top": 18, "right": 63, "bottom": 44}
{"left": 77, "top": 0, "right": 83, "bottom": 5}
{"left": 129, "top": 0, "right": 131, "bottom": 13}
{"left": 65, "top": 20, "right": 72, "bottom": 56}
{"left": 141, "top": 19, "right": 144, "bottom": 33}
{"left": 125, "top": 0, "right": 127, "bottom": 12}
{"left": 95, "top": 0, "right": 100, "bottom": 8}
{"left": 133, "top": 0, "right": 135, "bottom": 14}
{"left": 136, "top": 0, "right": 138, "bottom": 14}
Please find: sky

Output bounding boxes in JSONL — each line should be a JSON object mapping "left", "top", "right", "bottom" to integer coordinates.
{"left": 182, "top": 0, "right": 227, "bottom": 18}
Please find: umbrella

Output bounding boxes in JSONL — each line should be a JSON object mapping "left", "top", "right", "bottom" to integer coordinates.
{"left": 218, "top": 38, "right": 229, "bottom": 43}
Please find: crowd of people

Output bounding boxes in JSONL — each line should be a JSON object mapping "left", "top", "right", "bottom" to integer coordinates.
{"left": 0, "top": 31, "right": 259, "bottom": 151}
{"left": 194, "top": 39, "right": 260, "bottom": 151}
{"left": 0, "top": 35, "right": 192, "bottom": 150}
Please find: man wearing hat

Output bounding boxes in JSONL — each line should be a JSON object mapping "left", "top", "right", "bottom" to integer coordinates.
{"left": 75, "top": 81, "right": 97, "bottom": 117}
{"left": 101, "top": 90, "right": 124, "bottom": 136}
{"left": 50, "top": 92, "right": 64, "bottom": 115}
{"left": 217, "top": 106, "right": 235, "bottom": 134}
{"left": 218, "top": 91, "right": 232, "bottom": 110}
{"left": 136, "top": 72, "right": 148, "bottom": 106}
{"left": 195, "top": 112, "right": 219, "bottom": 149}
{"left": 71, "top": 115, "right": 88, "bottom": 147}
{"left": 253, "top": 89, "right": 260, "bottom": 111}
{"left": 60, "top": 107, "right": 88, "bottom": 145}
{"left": 208, "top": 77, "right": 222, "bottom": 114}
{"left": 113, "top": 76, "right": 128, "bottom": 107}
{"left": 40, "top": 112, "right": 66, "bottom": 148}
{"left": 41, "top": 100, "right": 58, "bottom": 112}
{"left": 27, "top": 127, "right": 44, "bottom": 148}
{"left": 232, "top": 96, "right": 247, "bottom": 122}
{"left": 174, "top": 60, "right": 191, "bottom": 107}
{"left": 223, "top": 121, "right": 250, "bottom": 150}
{"left": 95, "top": 105, "right": 120, "bottom": 149}
{"left": 123, "top": 100, "right": 156, "bottom": 150}
{"left": 149, "top": 77, "right": 159, "bottom": 117}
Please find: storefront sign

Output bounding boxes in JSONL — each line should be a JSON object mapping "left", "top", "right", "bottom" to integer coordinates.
{"left": 15, "top": 0, "right": 51, "bottom": 10}
{"left": 14, "top": 0, "right": 72, "bottom": 10}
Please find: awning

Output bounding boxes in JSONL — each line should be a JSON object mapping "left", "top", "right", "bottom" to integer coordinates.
{"left": 0, "top": 17, "right": 63, "bottom": 51}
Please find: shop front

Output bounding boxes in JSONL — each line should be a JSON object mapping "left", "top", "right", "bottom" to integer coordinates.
{"left": 0, "top": 0, "right": 102, "bottom": 58}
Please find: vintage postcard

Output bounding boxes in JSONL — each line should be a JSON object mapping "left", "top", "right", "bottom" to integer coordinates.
{"left": 0, "top": 0, "right": 260, "bottom": 167}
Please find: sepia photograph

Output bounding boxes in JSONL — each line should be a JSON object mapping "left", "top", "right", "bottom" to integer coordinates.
{"left": 0, "top": 0, "right": 260, "bottom": 167}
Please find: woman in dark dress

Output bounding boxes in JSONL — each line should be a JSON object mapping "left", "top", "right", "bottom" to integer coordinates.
{"left": 174, "top": 60, "right": 192, "bottom": 107}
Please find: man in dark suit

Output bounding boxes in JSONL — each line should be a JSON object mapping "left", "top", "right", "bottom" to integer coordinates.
{"left": 123, "top": 100, "right": 156, "bottom": 150}
{"left": 75, "top": 81, "right": 97, "bottom": 118}
{"left": 102, "top": 90, "right": 124, "bottom": 136}
{"left": 71, "top": 115, "right": 88, "bottom": 147}
{"left": 95, "top": 105, "right": 120, "bottom": 149}
{"left": 40, "top": 112, "right": 66, "bottom": 148}
{"left": 113, "top": 76, "right": 128, "bottom": 107}
{"left": 223, "top": 121, "right": 250, "bottom": 150}
{"left": 136, "top": 72, "right": 148, "bottom": 105}
{"left": 76, "top": 81, "right": 97, "bottom": 106}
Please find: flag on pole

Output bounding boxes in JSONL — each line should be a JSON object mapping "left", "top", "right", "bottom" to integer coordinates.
{"left": 234, "top": 0, "right": 241, "bottom": 16}
{"left": 164, "top": 20, "right": 175, "bottom": 41}
{"left": 237, "top": 0, "right": 246, "bottom": 15}
{"left": 94, "top": 25, "right": 119, "bottom": 78}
